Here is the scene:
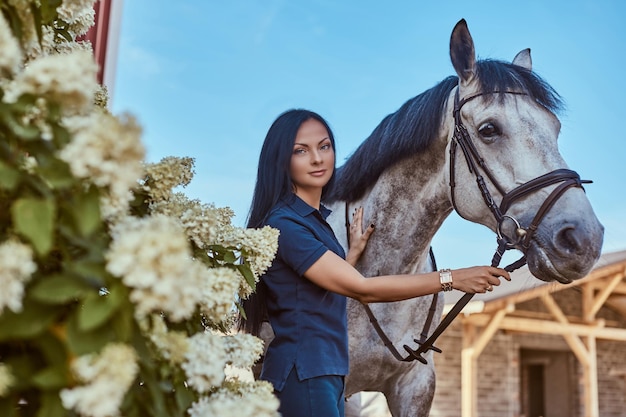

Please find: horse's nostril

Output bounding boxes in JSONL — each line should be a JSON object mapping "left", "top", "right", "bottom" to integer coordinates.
{"left": 555, "top": 225, "right": 581, "bottom": 255}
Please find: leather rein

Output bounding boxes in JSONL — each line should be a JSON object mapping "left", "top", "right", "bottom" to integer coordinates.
{"left": 346, "top": 88, "right": 591, "bottom": 364}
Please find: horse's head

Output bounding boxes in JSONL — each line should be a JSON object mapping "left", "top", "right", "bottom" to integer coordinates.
{"left": 445, "top": 19, "right": 604, "bottom": 283}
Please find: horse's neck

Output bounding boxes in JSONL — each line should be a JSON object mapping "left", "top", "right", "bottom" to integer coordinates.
{"left": 329, "top": 140, "right": 452, "bottom": 277}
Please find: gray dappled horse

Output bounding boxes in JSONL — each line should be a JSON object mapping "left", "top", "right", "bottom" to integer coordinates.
{"left": 323, "top": 19, "right": 604, "bottom": 417}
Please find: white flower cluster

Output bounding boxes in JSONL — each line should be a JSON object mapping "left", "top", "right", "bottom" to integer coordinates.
{"left": 150, "top": 192, "right": 232, "bottom": 249}
{"left": 143, "top": 157, "right": 195, "bottom": 201}
{"left": 99, "top": 189, "right": 134, "bottom": 223}
{"left": 218, "top": 226, "right": 279, "bottom": 298}
{"left": 106, "top": 215, "right": 206, "bottom": 321}
{"left": 222, "top": 333, "right": 264, "bottom": 369}
{"left": 199, "top": 267, "right": 240, "bottom": 323}
{"left": 181, "top": 332, "right": 227, "bottom": 393}
{"left": 145, "top": 314, "right": 189, "bottom": 365}
{"left": 188, "top": 380, "right": 280, "bottom": 417}
{"left": 0, "top": 239, "right": 37, "bottom": 315}
{"left": 59, "top": 111, "right": 145, "bottom": 199}
{"left": 4, "top": 50, "right": 98, "bottom": 114}
{"left": 60, "top": 343, "right": 138, "bottom": 417}
{"left": 0, "top": 12, "right": 23, "bottom": 75}
{"left": 57, "top": 0, "right": 97, "bottom": 38}
{"left": 0, "top": 363, "right": 14, "bottom": 397}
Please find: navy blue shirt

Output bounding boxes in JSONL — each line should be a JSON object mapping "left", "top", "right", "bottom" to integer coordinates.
{"left": 260, "top": 194, "right": 348, "bottom": 392}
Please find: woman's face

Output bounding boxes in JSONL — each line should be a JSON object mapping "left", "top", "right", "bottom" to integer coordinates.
{"left": 290, "top": 118, "right": 335, "bottom": 196}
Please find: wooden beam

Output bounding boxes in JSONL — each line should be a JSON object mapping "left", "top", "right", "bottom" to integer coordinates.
{"left": 611, "top": 281, "right": 626, "bottom": 294}
{"left": 464, "top": 314, "right": 626, "bottom": 341}
{"left": 500, "top": 309, "right": 622, "bottom": 326}
{"left": 484, "top": 261, "right": 626, "bottom": 313}
{"left": 588, "top": 272, "right": 624, "bottom": 318}
{"left": 471, "top": 306, "right": 510, "bottom": 357}
{"left": 589, "top": 280, "right": 626, "bottom": 294}
{"left": 541, "top": 293, "right": 590, "bottom": 367}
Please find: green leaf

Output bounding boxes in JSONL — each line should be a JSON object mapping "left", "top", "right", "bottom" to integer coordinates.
{"left": 0, "top": 102, "right": 39, "bottom": 140}
{"left": 0, "top": 397, "right": 17, "bottom": 417}
{"left": 223, "top": 250, "right": 237, "bottom": 263}
{"left": 33, "top": 331, "right": 68, "bottom": 365}
{"left": 32, "top": 365, "right": 69, "bottom": 389}
{"left": 174, "top": 380, "right": 195, "bottom": 411}
{"left": 37, "top": 157, "right": 74, "bottom": 189}
{"left": 11, "top": 197, "right": 56, "bottom": 256}
{"left": 0, "top": 300, "right": 59, "bottom": 341}
{"left": 1, "top": 5, "right": 23, "bottom": 45}
{"left": 29, "top": 273, "right": 91, "bottom": 304}
{"left": 78, "top": 285, "right": 125, "bottom": 331}
{"left": 66, "top": 310, "right": 115, "bottom": 355}
{"left": 50, "top": 123, "right": 71, "bottom": 148}
{"left": 237, "top": 264, "right": 256, "bottom": 290}
{"left": 40, "top": 0, "right": 62, "bottom": 23}
{"left": 71, "top": 186, "right": 102, "bottom": 237}
{"left": 111, "top": 301, "right": 134, "bottom": 343}
{"left": 29, "top": 1, "right": 43, "bottom": 47}
{"left": 235, "top": 300, "right": 247, "bottom": 320}
{"left": 0, "top": 161, "right": 20, "bottom": 190}
{"left": 140, "top": 369, "right": 169, "bottom": 417}
{"left": 4, "top": 354, "right": 39, "bottom": 390}
{"left": 37, "top": 391, "right": 66, "bottom": 417}
{"left": 66, "top": 260, "right": 107, "bottom": 287}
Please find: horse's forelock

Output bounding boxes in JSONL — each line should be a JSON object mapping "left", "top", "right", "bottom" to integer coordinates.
{"left": 476, "top": 59, "right": 564, "bottom": 113}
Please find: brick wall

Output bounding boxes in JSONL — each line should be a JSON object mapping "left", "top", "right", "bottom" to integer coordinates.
{"left": 597, "top": 340, "right": 626, "bottom": 417}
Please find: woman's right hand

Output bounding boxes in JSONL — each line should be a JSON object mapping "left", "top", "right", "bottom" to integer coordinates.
{"left": 345, "top": 207, "right": 375, "bottom": 267}
{"left": 450, "top": 266, "right": 511, "bottom": 293}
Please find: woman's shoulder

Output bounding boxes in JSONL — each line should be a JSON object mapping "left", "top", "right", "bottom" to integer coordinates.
{"left": 266, "top": 202, "right": 299, "bottom": 228}
{"left": 265, "top": 197, "right": 316, "bottom": 233}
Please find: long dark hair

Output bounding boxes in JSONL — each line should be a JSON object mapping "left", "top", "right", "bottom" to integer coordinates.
{"left": 240, "top": 109, "right": 337, "bottom": 336}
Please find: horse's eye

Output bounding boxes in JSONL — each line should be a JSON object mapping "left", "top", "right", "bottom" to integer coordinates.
{"left": 478, "top": 122, "right": 500, "bottom": 139}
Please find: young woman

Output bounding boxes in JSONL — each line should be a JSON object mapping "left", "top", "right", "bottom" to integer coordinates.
{"left": 241, "top": 109, "right": 509, "bottom": 417}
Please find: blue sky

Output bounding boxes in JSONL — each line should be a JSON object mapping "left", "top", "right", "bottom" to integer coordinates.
{"left": 112, "top": 0, "right": 626, "bottom": 270}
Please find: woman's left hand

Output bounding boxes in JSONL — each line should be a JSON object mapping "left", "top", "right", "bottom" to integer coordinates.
{"left": 346, "top": 207, "right": 375, "bottom": 267}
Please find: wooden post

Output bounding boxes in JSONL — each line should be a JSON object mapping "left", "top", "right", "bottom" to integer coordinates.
{"left": 584, "top": 335, "right": 599, "bottom": 417}
{"left": 461, "top": 307, "right": 510, "bottom": 417}
{"left": 461, "top": 321, "right": 476, "bottom": 417}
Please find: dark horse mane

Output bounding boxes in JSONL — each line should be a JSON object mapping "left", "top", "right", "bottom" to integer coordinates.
{"left": 324, "top": 58, "right": 564, "bottom": 203}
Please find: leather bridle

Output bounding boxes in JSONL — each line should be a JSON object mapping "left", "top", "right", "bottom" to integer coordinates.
{"left": 448, "top": 89, "right": 589, "bottom": 255}
{"left": 349, "top": 87, "right": 591, "bottom": 364}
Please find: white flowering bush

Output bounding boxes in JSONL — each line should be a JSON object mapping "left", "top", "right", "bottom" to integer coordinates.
{"left": 0, "top": 2, "right": 279, "bottom": 417}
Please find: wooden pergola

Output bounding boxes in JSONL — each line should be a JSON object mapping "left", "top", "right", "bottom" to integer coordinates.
{"left": 442, "top": 251, "right": 626, "bottom": 417}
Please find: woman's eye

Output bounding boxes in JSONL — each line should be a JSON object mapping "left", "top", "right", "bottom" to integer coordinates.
{"left": 293, "top": 148, "right": 307, "bottom": 155}
{"left": 320, "top": 144, "right": 331, "bottom": 150}
{"left": 478, "top": 122, "right": 500, "bottom": 138}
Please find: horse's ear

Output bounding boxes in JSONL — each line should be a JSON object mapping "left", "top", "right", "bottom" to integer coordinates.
{"left": 450, "top": 19, "right": 477, "bottom": 86}
{"left": 512, "top": 48, "right": 532, "bottom": 70}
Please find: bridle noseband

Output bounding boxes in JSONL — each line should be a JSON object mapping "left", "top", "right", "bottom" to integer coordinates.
{"left": 351, "top": 87, "right": 592, "bottom": 364}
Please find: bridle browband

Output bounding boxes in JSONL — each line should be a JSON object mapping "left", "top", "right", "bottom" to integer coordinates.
{"left": 347, "top": 87, "right": 591, "bottom": 364}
